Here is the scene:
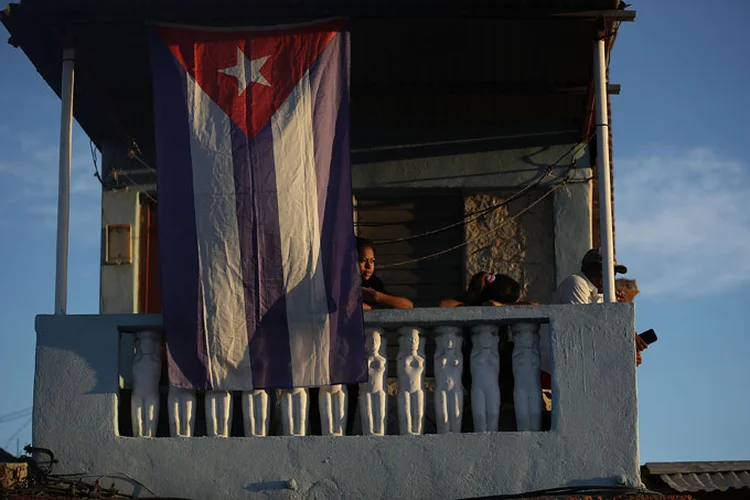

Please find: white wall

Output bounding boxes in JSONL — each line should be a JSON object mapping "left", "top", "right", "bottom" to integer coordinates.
{"left": 33, "top": 304, "right": 639, "bottom": 499}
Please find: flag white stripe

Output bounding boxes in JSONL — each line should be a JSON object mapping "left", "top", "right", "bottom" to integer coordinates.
{"left": 272, "top": 71, "right": 331, "bottom": 387}
{"left": 186, "top": 74, "right": 253, "bottom": 390}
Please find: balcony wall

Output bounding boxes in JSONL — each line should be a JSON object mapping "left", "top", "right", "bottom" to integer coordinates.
{"left": 33, "top": 304, "right": 638, "bottom": 499}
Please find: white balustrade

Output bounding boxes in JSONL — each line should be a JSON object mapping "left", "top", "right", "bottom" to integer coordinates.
{"left": 511, "top": 322, "right": 543, "bottom": 431}
{"left": 242, "top": 390, "right": 270, "bottom": 437}
{"left": 470, "top": 324, "right": 500, "bottom": 432}
{"left": 280, "top": 388, "right": 309, "bottom": 436}
{"left": 168, "top": 386, "right": 196, "bottom": 437}
{"left": 131, "top": 330, "right": 162, "bottom": 437}
{"left": 205, "top": 391, "right": 233, "bottom": 437}
{"left": 360, "top": 327, "right": 388, "bottom": 436}
{"left": 319, "top": 385, "right": 348, "bottom": 436}
{"left": 397, "top": 327, "right": 425, "bottom": 435}
{"left": 434, "top": 326, "right": 464, "bottom": 434}
{"left": 128, "top": 320, "right": 549, "bottom": 438}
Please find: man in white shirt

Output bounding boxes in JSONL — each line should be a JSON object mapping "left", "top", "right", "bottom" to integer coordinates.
{"left": 555, "top": 248, "right": 627, "bottom": 304}
{"left": 555, "top": 247, "right": 647, "bottom": 364}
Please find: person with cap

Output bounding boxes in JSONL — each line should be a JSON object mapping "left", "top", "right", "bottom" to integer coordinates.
{"left": 555, "top": 248, "right": 648, "bottom": 365}
{"left": 555, "top": 247, "right": 628, "bottom": 304}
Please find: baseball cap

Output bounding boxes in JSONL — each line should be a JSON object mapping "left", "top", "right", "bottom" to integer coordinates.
{"left": 582, "top": 248, "right": 628, "bottom": 274}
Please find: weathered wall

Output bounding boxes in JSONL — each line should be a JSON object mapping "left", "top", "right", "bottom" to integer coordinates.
{"left": 464, "top": 190, "right": 555, "bottom": 303}
{"left": 99, "top": 189, "right": 141, "bottom": 314}
{"left": 33, "top": 304, "right": 639, "bottom": 500}
{"left": 99, "top": 139, "right": 147, "bottom": 314}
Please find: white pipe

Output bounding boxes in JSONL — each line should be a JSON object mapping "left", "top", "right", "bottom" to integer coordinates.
{"left": 593, "top": 37, "right": 616, "bottom": 303}
{"left": 54, "top": 48, "right": 75, "bottom": 315}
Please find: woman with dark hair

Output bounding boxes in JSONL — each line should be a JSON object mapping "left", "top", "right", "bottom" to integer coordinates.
{"left": 357, "top": 238, "right": 413, "bottom": 310}
{"left": 439, "top": 272, "right": 522, "bottom": 307}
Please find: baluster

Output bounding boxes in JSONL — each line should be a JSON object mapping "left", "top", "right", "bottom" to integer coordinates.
{"left": 360, "top": 327, "right": 388, "bottom": 436}
{"left": 280, "top": 388, "right": 309, "bottom": 436}
{"left": 131, "top": 330, "right": 162, "bottom": 437}
{"left": 168, "top": 386, "right": 196, "bottom": 437}
{"left": 319, "top": 385, "right": 348, "bottom": 436}
{"left": 397, "top": 327, "right": 425, "bottom": 435}
{"left": 470, "top": 324, "right": 500, "bottom": 432}
{"left": 511, "top": 322, "right": 542, "bottom": 431}
{"left": 205, "top": 391, "right": 233, "bottom": 437}
{"left": 242, "top": 390, "right": 270, "bottom": 437}
{"left": 434, "top": 326, "right": 464, "bottom": 434}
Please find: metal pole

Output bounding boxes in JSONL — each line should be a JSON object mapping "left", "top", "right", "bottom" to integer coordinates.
{"left": 54, "top": 48, "right": 75, "bottom": 315}
{"left": 593, "top": 37, "right": 616, "bottom": 303}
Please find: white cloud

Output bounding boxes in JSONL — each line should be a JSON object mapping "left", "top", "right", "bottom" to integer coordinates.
{"left": 0, "top": 129, "right": 102, "bottom": 248}
{"left": 615, "top": 148, "right": 750, "bottom": 297}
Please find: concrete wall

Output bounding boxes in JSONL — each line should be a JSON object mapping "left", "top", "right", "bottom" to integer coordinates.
{"left": 352, "top": 143, "right": 592, "bottom": 294}
{"left": 99, "top": 139, "right": 147, "bottom": 314}
{"left": 33, "top": 304, "right": 639, "bottom": 500}
{"left": 99, "top": 190, "right": 141, "bottom": 314}
{"left": 464, "top": 190, "right": 555, "bottom": 303}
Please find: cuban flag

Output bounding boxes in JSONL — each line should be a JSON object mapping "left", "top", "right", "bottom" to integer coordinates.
{"left": 149, "top": 20, "right": 365, "bottom": 391}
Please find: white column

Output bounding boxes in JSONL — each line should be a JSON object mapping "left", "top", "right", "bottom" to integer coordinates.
{"left": 280, "top": 388, "right": 309, "bottom": 436}
{"left": 360, "top": 327, "right": 388, "bottom": 436}
{"left": 241, "top": 390, "right": 270, "bottom": 437}
{"left": 594, "top": 36, "right": 616, "bottom": 302}
{"left": 434, "top": 326, "right": 464, "bottom": 434}
{"left": 470, "top": 324, "right": 500, "bottom": 432}
{"left": 131, "top": 330, "right": 162, "bottom": 437}
{"left": 511, "top": 322, "right": 543, "bottom": 431}
{"left": 168, "top": 386, "right": 196, "bottom": 437}
{"left": 54, "top": 47, "right": 75, "bottom": 315}
{"left": 205, "top": 392, "right": 233, "bottom": 437}
{"left": 397, "top": 327, "right": 425, "bottom": 435}
{"left": 319, "top": 385, "right": 348, "bottom": 436}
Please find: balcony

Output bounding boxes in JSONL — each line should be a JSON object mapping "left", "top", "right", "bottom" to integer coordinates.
{"left": 33, "top": 303, "right": 639, "bottom": 499}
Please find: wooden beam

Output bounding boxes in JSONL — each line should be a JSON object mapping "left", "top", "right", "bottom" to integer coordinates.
{"left": 352, "top": 83, "right": 621, "bottom": 96}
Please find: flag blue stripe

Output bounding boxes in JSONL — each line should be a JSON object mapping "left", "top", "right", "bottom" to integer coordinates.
{"left": 309, "top": 32, "right": 366, "bottom": 384}
{"left": 231, "top": 123, "right": 294, "bottom": 390}
{"left": 149, "top": 33, "right": 209, "bottom": 389}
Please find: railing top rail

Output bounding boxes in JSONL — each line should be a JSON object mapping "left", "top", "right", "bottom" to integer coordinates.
{"left": 364, "top": 303, "right": 631, "bottom": 328}
{"left": 364, "top": 304, "right": 556, "bottom": 328}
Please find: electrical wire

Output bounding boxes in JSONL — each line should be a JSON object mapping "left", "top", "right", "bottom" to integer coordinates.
{"left": 90, "top": 139, "right": 111, "bottom": 188}
{"left": 3, "top": 416, "right": 32, "bottom": 450}
{"left": 463, "top": 484, "right": 664, "bottom": 499}
{"left": 377, "top": 181, "right": 564, "bottom": 269}
{"left": 115, "top": 169, "right": 158, "bottom": 205}
{"left": 367, "top": 140, "right": 587, "bottom": 243}
{"left": 0, "top": 407, "right": 32, "bottom": 423}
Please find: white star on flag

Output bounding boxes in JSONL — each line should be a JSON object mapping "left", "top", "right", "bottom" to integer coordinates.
{"left": 218, "top": 48, "right": 271, "bottom": 94}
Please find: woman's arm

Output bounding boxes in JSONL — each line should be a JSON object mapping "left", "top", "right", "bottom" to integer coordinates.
{"left": 364, "top": 287, "right": 414, "bottom": 309}
{"left": 375, "top": 291, "right": 414, "bottom": 309}
{"left": 439, "top": 298, "right": 464, "bottom": 308}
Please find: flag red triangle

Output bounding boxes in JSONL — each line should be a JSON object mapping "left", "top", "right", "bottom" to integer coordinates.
{"left": 154, "top": 21, "right": 342, "bottom": 138}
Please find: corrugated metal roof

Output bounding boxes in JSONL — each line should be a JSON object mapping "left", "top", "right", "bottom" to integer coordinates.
{"left": 643, "top": 462, "right": 750, "bottom": 494}
{"left": 660, "top": 471, "right": 750, "bottom": 493}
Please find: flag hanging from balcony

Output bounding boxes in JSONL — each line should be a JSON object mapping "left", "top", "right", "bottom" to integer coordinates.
{"left": 149, "top": 21, "right": 365, "bottom": 391}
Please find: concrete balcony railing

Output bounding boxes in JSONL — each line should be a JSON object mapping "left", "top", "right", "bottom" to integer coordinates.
{"left": 33, "top": 304, "right": 639, "bottom": 499}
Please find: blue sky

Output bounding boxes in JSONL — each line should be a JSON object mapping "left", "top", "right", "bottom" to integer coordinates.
{"left": 0, "top": 1, "right": 748, "bottom": 461}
